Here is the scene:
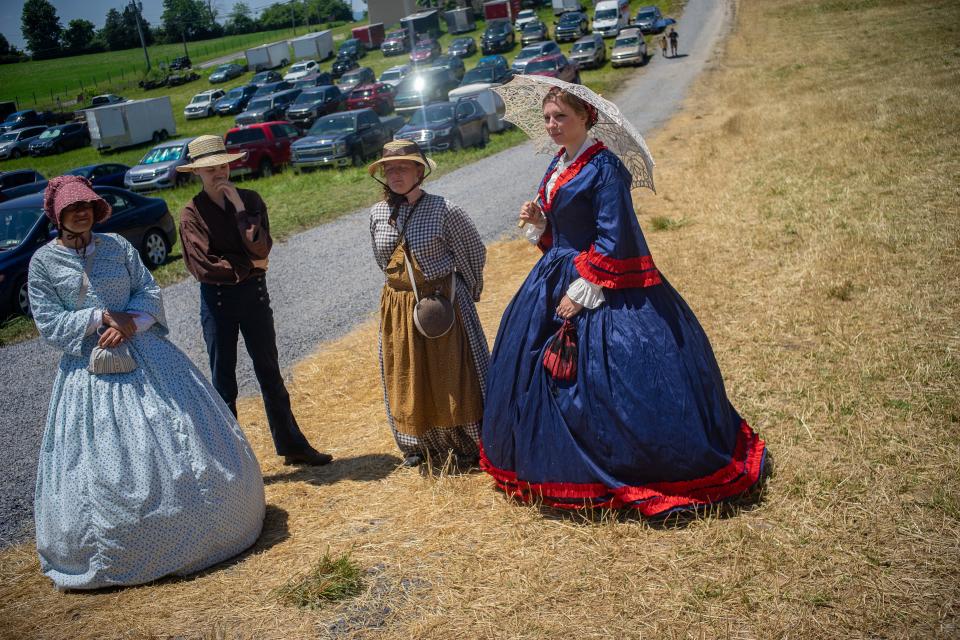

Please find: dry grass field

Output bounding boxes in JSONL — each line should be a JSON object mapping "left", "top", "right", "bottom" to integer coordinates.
{"left": 1, "top": 0, "right": 958, "bottom": 637}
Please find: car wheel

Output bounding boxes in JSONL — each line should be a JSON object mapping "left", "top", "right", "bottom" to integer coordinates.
{"left": 152, "top": 131, "right": 161, "bottom": 144}
{"left": 352, "top": 147, "right": 364, "bottom": 168}
{"left": 451, "top": 133, "right": 462, "bottom": 152}
{"left": 479, "top": 125, "right": 489, "bottom": 149}
{"left": 259, "top": 159, "right": 274, "bottom": 178}
{"left": 13, "top": 275, "right": 30, "bottom": 317}
{"left": 175, "top": 172, "right": 190, "bottom": 187}
{"left": 10, "top": 149, "right": 21, "bottom": 159}
{"left": 140, "top": 229, "right": 170, "bottom": 269}
{"left": 159, "top": 129, "right": 169, "bottom": 141}
{"left": 54, "top": 144, "right": 63, "bottom": 154}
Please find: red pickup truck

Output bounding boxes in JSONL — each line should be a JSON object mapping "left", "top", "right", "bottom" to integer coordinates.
{"left": 224, "top": 121, "right": 302, "bottom": 178}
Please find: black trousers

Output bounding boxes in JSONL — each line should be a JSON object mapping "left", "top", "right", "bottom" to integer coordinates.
{"left": 200, "top": 275, "right": 311, "bottom": 455}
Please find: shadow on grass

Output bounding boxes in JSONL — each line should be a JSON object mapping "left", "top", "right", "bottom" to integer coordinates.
{"left": 263, "top": 453, "right": 402, "bottom": 487}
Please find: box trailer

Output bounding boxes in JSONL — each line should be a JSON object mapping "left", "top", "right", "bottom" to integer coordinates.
{"left": 483, "top": 0, "right": 521, "bottom": 22}
{"left": 352, "top": 23, "right": 386, "bottom": 49}
{"left": 400, "top": 10, "right": 442, "bottom": 41}
{"left": 245, "top": 41, "right": 290, "bottom": 71}
{"left": 444, "top": 8, "right": 477, "bottom": 34}
{"left": 290, "top": 31, "right": 334, "bottom": 61}
{"left": 83, "top": 97, "right": 176, "bottom": 152}
{"left": 552, "top": 0, "right": 584, "bottom": 16}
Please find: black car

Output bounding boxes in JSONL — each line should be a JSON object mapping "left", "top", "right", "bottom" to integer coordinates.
{"left": 338, "top": 38, "right": 367, "bottom": 59}
{"left": 28, "top": 122, "right": 90, "bottom": 156}
{"left": 331, "top": 54, "right": 359, "bottom": 79}
{"left": 66, "top": 163, "right": 130, "bottom": 188}
{"left": 481, "top": 20, "right": 516, "bottom": 54}
{"left": 253, "top": 80, "right": 294, "bottom": 97}
{"left": 209, "top": 63, "right": 245, "bottom": 84}
{"left": 214, "top": 83, "right": 259, "bottom": 115}
{"left": 0, "top": 186, "right": 177, "bottom": 316}
{"left": 250, "top": 70, "right": 283, "bottom": 86}
{"left": 285, "top": 85, "right": 346, "bottom": 129}
{"left": 293, "top": 72, "right": 334, "bottom": 90}
{"left": 430, "top": 55, "right": 465, "bottom": 82}
{"left": 0, "top": 169, "right": 46, "bottom": 202}
{"left": 555, "top": 11, "right": 590, "bottom": 42}
{"left": 394, "top": 99, "right": 489, "bottom": 152}
{"left": 235, "top": 89, "right": 302, "bottom": 126}
{"left": 169, "top": 55, "right": 192, "bottom": 70}
{"left": 448, "top": 36, "right": 477, "bottom": 58}
{"left": 393, "top": 68, "right": 461, "bottom": 114}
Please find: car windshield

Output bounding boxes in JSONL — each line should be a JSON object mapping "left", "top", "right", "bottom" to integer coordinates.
{"left": 525, "top": 58, "right": 558, "bottom": 73}
{"left": 141, "top": 145, "right": 183, "bottom": 164}
{"left": 0, "top": 207, "right": 42, "bottom": 250}
{"left": 489, "top": 22, "right": 510, "bottom": 34}
{"left": 595, "top": 9, "right": 618, "bottom": 19}
{"left": 66, "top": 166, "right": 93, "bottom": 177}
{"left": 615, "top": 36, "right": 639, "bottom": 46}
{"left": 252, "top": 73, "right": 271, "bottom": 83}
{"left": 414, "top": 43, "right": 433, "bottom": 52}
{"left": 516, "top": 47, "right": 542, "bottom": 60}
{"left": 559, "top": 14, "right": 581, "bottom": 24}
{"left": 226, "top": 87, "right": 245, "bottom": 98}
{"left": 572, "top": 41, "right": 595, "bottom": 52}
{"left": 518, "top": 10, "right": 535, "bottom": 19}
{"left": 215, "top": 64, "right": 232, "bottom": 72}
{"left": 380, "top": 70, "right": 402, "bottom": 81}
{"left": 461, "top": 67, "right": 495, "bottom": 84}
{"left": 247, "top": 98, "right": 271, "bottom": 110}
{"left": 637, "top": 8, "right": 657, "bottom": 19}
{"left": 308, "top": 115, "right": 357, "bottom": 136}
{"left": 387, "top": 30, "right": 405, "bottom": 39}
{"left": 523, "top": 23, "right": 542, "bottom": 33}
{"left": 294, "top": 90, "right": 325, "bottom": 105}
{"left": 453, "top": 38, "right": 471, "bottom": 46}
{"left": 0, "top": 132, "right": 18, "bottom": 142}
{"left": 290, "top": 64, "right": 308, "bottom": 72}
{"left": 190, "top": 95, "right": 209, "bottom": 104}
{"left": 38, "top": 128, "right": 61, "bottom": 139}
{"left": 408, "top": 104, "right": 454, "bottom": 126}
{"left": 351, "top": 88, "right": 375, "bottom": 98}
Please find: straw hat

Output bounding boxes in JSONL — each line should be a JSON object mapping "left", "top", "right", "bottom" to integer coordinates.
{"left": 367, "top": 140, "right": 437, "bottom": 177}
{"left": 176, "top": 135, "right": 245, "bottom": 172}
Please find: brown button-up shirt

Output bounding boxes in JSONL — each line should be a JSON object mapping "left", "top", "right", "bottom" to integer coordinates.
{"left": 179, "top": 188, "right": 273, "bottom": 285}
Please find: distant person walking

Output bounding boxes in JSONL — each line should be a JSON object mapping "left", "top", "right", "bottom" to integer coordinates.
{"left": 668, "top": 28, "right": 679, "bottom": 57}
{"left": 178, "top": 135, "right": 332, "bottom": 467}
{"left": 659, "top": 35, "right": 668, "bottom": 58}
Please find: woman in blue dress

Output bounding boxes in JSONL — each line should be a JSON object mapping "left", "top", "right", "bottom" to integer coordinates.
{"left": 28, "top": 176, "right": 265, "bottom": 590}
{"left": 480, "top": 88, "right": 768, "bottom": 516}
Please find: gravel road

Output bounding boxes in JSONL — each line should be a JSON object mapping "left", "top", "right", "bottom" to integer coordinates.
{"left": 0, "top": 0, "right": 732, "bottom": 546}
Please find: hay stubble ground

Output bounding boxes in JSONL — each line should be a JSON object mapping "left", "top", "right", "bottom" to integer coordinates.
{"left": 1, "top": 0, "right": 958, "bottom": 637}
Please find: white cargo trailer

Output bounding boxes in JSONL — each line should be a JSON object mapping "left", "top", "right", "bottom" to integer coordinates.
{"left": 552, "top": 0, "right": 583, "bottom": 16}
{"left": 245, "top": 41, "right": 290, "bottom": 71}
{"left": 291, "top": 31, "right": 334, "bottom": 62}
{"left": 83, "top": 97, "right": 176, "bottom": 152}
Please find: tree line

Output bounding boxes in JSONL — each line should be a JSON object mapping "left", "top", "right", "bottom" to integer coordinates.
{"left": 10, "top": 0, "right": 353, "bottom": 63}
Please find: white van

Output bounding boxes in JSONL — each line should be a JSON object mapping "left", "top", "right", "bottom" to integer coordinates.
{"left": 592, "top": 0, "right": 630, "bottom": 38}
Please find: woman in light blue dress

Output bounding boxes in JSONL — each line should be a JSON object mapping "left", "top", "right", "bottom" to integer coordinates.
{"left": 28, "top": 176, "right": 265, "bottom": 590}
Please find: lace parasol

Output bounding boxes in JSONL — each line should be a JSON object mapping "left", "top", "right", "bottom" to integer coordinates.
{"left": 492, "top": 75, "right": 656, "bottom": 192}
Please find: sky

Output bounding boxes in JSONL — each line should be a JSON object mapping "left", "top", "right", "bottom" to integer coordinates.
{"left": 0, "top": 0, "right": 368, "bottom": 51}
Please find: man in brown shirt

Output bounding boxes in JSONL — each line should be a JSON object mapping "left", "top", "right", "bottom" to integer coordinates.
{"left": 177, "top": 135, "right": 332, "bottom": 466}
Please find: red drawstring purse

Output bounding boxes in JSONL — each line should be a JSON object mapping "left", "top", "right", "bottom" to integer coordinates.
{"left": 542, "top": 320, "right": 578, "bottom": 382}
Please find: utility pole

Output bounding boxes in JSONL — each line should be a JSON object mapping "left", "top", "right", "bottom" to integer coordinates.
{"left": 181, "top": 23, "right": 190, "bottom": 58}
{"left": 289, "top": 0, "right": 297, "bottom": 37}
{"left": 130, "top": 0, "right": 151, "bottom": 71}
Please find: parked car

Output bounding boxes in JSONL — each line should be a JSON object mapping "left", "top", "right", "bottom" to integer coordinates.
{"left": 570, "top": 33, "right": 606, "bottom": 69}
{"left": 87, "top": 94, "right": 126, "bottom": 109}
{"left": 394, "top": 99, "right": 489, "bottom": 152}
{"left": 554, "top": 11, "right": 589, "bottom": 42}
{"left": 236, "top": 89, "right": 301, "bottom": 126}
{"left": 457, "top": 64, "right": 513, "bottom": 92}
{"left": 253, "top": 80, "right": 293, "bottom": 97}
{"left": 410, "top": 38, "right": 442, "bottom": 65}
{"left": 448, "top": 36, "right": 477, "bottom": 58}
{"left": 214, "top": 83, "right": 259, "bottom": 115}
{"left": 475, "top": 55, "right": 511, "bottom": 73}
{"left": 511, "top": 41, "right": 562, "bottom": 73}
{"left": 166, "top": 71, "right": 200, "bottom": 87}
{"left": 250, "top": 70, "right": 283, "bottom": 86}
{"left": 209, "top": 63, "right": 245, "bottom": 83}
{"left": 481, "top": 20, "right": 516, "bottom": 54}
{"left": 0, "top": 169, "right": 46, "bottom": 202}
{"left": 521, "top": 20, "right": 550, "bottom": 46}
{"left": 0, "top": 185, "right": 177, "bottom": 316}
{"left": 0, "top": 110, "right": 52, "bottom": 134}
{"left": 291, "top": 108, "right": 398, "bottom": 169}
{"left": 338, "top": 38, "right": 367, "bottom": 59}
{"left": 331, "top": 54, "right": 359, "bottom": 79}
{"left": 224, "top": 121, "right": 301, "bottom": 178}
{"left": 430, "top": 55, "right": 465, "bottom": 82}
{"left": 378, "top": 64, "right": 411, "bottom": 88}
{"left": 381, "top": 29, "right": 410, "bottom": 56}
{"left": 66, "top": 163, "right": 130, "bottom": 188}
{"left": 293, "top": 72, "right": 334, "bottom": 90}
{"left": 345, "top": 83, "right": 396, "bottom": 115}
{"left": 393, "top": 68, "right": 461, "bottom": 114}
{"left": 633, "top": 5, "right": 673, "bottom": 34}
{"left": 183, "top": 89, "right": 226, "bottom": 119}
{"left": 28, "top": 122, "right": 90, "bottom": 156}
{"left": 524, "top": 54, "right": 580, "bottom": 83}
{"left": 124, "top": 137, "right": 198, "bottom": 192}
{"left": 515, "top": 9, "right": 539, "bottom": 31}
{"left": 285, "top": 85, "right": 346, "bottom": 129}
{"left": 169, "top": 55, "right": 192, "bottom": 70}
{"left": 611, "top": 27, "right": 647, "bottom": 67}
{"left": 338, "top": 67, "right": 377, "bottom": 94}
{"left": 283, "top": 59, "right": 320, "bottom": 82}
{"left": 0, "top": 126, "right": 47, "bottom": 160}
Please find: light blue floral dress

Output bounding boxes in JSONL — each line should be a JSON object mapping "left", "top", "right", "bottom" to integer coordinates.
{"left": 28, "top": 233, "right": 266, "bottom": 590}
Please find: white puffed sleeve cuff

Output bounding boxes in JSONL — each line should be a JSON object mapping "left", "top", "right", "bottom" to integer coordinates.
{"left": 84, "top": 309, "right": 103, "bottom": 336}
{"left": 131, "top": 311, "right": 157, "bottom": 333}
{"left": 524, "top": 220, "right": 547, "bottom": 245}
{"left": 566, "top": 277, "right": 605, "bottom": 309}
